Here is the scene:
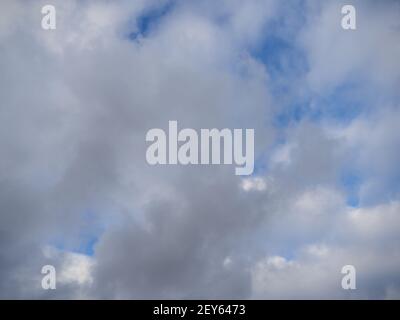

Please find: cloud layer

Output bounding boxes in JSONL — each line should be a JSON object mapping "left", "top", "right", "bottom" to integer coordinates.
{"left": 0, "top": 0, "right": 399, "bottom": 299}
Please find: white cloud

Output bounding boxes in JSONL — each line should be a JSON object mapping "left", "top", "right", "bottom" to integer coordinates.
{"left": 252, "top": 200, "right": 400, "bottom": 299}
{"left": 43, "top": 246, "right": 94, "bottom": 286}
{"left": 241, "top": 177, "right": 267, "bottom": 192}
{"left": 300, "top": 0, "right": 400, "bottom": 93}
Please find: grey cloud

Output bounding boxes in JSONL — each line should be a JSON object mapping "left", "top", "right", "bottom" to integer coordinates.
{"left": 0, "top": 0, "right": 399, "bottom": 299}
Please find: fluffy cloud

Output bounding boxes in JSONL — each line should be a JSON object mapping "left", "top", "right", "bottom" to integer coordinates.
{"left": 252, "top": 200, "right": 400, "bottom": 299}
{"left": 0, "top": 0, "right": 399, "bottom": 299}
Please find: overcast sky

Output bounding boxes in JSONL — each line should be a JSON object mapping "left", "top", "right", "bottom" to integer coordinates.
{"left": 0, "top": 0, "right": 400, "bottom": 299}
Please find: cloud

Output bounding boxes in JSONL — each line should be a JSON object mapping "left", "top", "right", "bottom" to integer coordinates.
{"left": 252, "top": 200, "right": 400, "bottom": 299}
{"left": 300, "top": 0, "right": 400, "bottom": 94}
{"left": 0, "top": 0, "right": 399, "bottom": 299}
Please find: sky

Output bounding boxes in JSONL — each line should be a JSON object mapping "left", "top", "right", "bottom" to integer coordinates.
{"left": 0, "top": 0, "right": 399, "bottom": 299}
